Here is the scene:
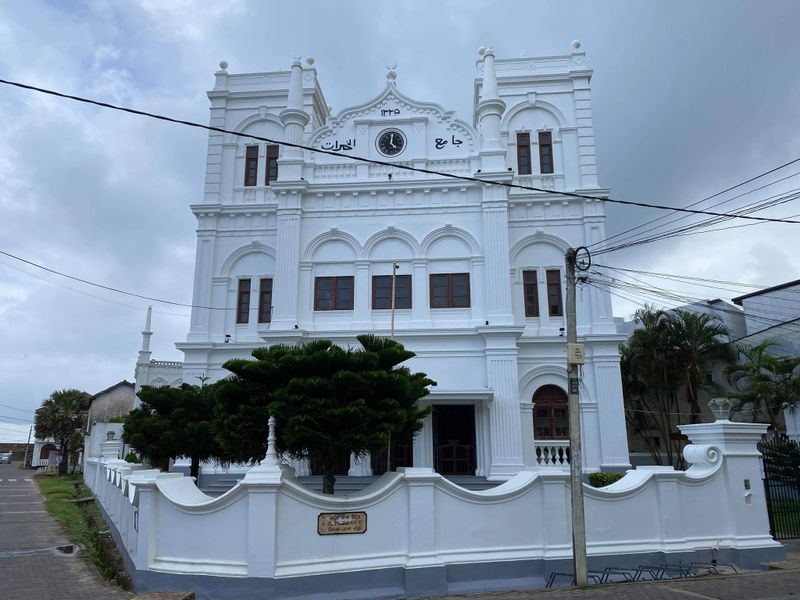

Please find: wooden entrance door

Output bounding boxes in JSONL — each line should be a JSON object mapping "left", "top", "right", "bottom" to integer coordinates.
{"left": 433, "top": 405, "right": 476, "bottom": 475}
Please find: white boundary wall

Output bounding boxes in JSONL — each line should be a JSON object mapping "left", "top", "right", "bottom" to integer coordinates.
{"left": 84, "top": 421, "right": 783, "bottom": 599}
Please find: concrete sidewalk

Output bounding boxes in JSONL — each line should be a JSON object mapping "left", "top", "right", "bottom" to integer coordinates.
{"left": 0, "top": 462, "right": 133, "bottom": 600}
{"left": 426, "top": 554, "right": 800, "bottom": 600}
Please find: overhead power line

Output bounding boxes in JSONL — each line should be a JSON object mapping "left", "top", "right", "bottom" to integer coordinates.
{"left": 3, "top": 78, "right": 800, "bottom": 225}
{"left": 0, "top": 414, "right": 34, "bottom": 424}
{"left": 0, "top": 248, "right": 225, "bottom": 311}
{"left": 0, "top": 402, "right": 33, "bottom": 415}
{"left": 590, "top": 168, "right": 800, "bottom": 251}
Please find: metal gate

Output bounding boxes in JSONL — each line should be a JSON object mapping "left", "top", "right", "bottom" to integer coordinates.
{"left": 758, "top": 439, "right": 800, "bottom": 540}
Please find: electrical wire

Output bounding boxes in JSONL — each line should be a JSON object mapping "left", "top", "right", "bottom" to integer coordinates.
{"left": 590, "top": 169, "right": 800, "bottom": 251}
{"left": 0, "top": 402, "right": 34, "bottom": 414}
{"left": 594, "top": 187, "right": 800, "bottom": 256}
{"left": 0, "top": 414, "right": 34, "bottom": 423}
{"left": 3, "top": 78, "right": 800, "bottom": 225}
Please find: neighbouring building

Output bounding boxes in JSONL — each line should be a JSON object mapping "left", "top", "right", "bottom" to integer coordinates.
{"left": 732, "top": 278, "right": 800, "bottom": 356}
{"left": 136, "top": 42, "right": 631, "bottom": 478}
{"left": 84, "top": 380, "right": 135, "bottom": 461}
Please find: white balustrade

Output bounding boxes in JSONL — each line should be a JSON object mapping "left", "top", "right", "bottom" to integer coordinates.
{"left": 534, "top": 439, "right": 570, "bottom": 466}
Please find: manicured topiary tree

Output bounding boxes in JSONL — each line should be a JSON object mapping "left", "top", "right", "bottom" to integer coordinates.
{"left": 220, "top": 335, "right": 434, "bottom": 494}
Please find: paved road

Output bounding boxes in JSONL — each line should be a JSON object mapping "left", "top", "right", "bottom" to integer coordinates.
{"left": 0, "top": 462, "right": 133, "bottom": 600}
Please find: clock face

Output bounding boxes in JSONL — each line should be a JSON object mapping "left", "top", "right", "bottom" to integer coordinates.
{"left": 377, "top": 129, "right": 406, "bottom": 157}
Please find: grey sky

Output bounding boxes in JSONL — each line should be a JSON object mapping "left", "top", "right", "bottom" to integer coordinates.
{"left": 1, "top": 0, "right": 799, "bottom": 440}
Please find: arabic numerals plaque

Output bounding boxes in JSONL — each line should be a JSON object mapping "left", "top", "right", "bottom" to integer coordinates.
{"left": 317, "top": 511, "right": 368, "bottom": 535}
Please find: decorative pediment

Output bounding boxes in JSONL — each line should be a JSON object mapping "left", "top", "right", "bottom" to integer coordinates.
{"left": 308, "top": 82, "right": 477, "bottom": 160}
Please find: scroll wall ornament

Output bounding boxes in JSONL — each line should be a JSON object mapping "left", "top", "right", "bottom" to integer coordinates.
{"left": 682, "top": 444, "right": 722, "bottom": 478}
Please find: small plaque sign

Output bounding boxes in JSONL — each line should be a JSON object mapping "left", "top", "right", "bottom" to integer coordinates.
{"left": 317, "top": 511, "right": 367, "bottom": 535}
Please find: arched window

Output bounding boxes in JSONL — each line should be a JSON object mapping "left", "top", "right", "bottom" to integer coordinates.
{"left": 533, "top": 385, "right": 568, "bottom": 439}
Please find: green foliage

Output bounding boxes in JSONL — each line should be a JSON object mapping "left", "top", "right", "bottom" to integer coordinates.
{"left": 34, "top": 389, "right": 91, "bottom": 474}
{"left": 621, "top": 307, "right": 732, "bottom": 468}
{"left": 123, "top": 382, "right": 219, "bottom": 478}
{"left": 588, "top": 472, "right": 625, "bottom": 488}
{"left": 124, "top": 451, "right": 141, "bottom": 464}
{"left": 726, "top": 339, "right": 800, "bottom": 428}
{"left": 220, "top": 334, "right": 435, "bottom": 493}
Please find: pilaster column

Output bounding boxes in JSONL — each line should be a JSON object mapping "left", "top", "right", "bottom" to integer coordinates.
{"left": 413, "top": 411, "right": 433, "bottom": 469}
{"left": 480, "top": 182, "right": 514, "bottom": 324}
{"left": 479, "top": 327, "right": 525, "bottom": 480}
{"left": 353, "top": 260, "right": 371, "bottom": 328}
{"left": 592, "top": 347, "right": 631, "bottom": 470}
{"left": 270, "top": 191, "right": 303, "bottom": 330}
{"left": 411, "top": 259, "right": 429, "bottom": 328}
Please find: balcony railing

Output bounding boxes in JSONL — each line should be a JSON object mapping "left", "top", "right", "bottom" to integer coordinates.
{"left": 534, "top": 440, "right": 570, "bottom": 466}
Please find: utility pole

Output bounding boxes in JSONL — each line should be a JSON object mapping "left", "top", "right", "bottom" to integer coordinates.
{"left": 565, "top": 247, "right": 587, "bottom": 586}
{"left": 22, "top": 425, "right": 32, "bottom": 468}
{"left": 387, "top": 261, "right": 399, "bottom": 472}
{"left": 390, "top": 261, "right": 399, "bottom": 340}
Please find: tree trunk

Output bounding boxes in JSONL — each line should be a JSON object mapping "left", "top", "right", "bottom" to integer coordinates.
{"left": 322, "top": 463, "right": 336, "bottom": 495}
{"left": 59, "top": 440, "right": 68, "bottom": 475}
{"left": 190, "top": 454, "right": 201, "bottom": 482}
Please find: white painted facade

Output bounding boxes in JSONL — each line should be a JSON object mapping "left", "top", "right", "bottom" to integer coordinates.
{"left": 138, "top": 43, "right": 630, "bottom": 476}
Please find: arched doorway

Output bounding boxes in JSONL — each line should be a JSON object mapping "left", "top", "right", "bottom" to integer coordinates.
{"left": 533, "top": 385, "right": 569, "bottom": 465}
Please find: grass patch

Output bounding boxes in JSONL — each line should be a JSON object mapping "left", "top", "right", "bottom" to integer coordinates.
{"left": 35, "top": 474, "right": 132, "bottom": 590}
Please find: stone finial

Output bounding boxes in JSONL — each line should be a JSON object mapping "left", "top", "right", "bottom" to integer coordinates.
{"left": 305, "top": 57, "right": 315, "bottom": 66}
{"left": 571, "top": 40, "right": 581, "bottom": 51}
{"left": 265, "top": 416, "right": 279, "bottom": 466}
{"left": 218, "top": 60, "right": 229, "bottom": 71}
{"left": 386, "top": 60, "right": 398, "bottom": 84}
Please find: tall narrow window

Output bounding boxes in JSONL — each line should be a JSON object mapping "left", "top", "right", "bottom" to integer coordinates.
{"left": 314, "top": 276, "right": 354, "bottom": 311}
{"left": 372, "top": 275, "right": 412, "bottom": 309}
{"left": 523, "top": 270, "right": 540, "bottom": 317}
{"left": 244, "top": 146, "right": 259, "bottom": 187}
{"left": 236, "top": 278, "right": 251, "bottom": 324}
{"left": 430, "top": 273, "right": 470, "bottom": 308}
{"left": 546, "top": 269, "right": 563, "bottom": 316}
{"left": 538, "top": 131, "right": 554, "bottom": 174}
{"left": 516, "top": 132, "right": 532, "bottom": 175}
{"left": 265, "top": 144, "right": 279, "bottom": 184}
{"left": 258, "top": 278, "right": 273, "bottom": 323}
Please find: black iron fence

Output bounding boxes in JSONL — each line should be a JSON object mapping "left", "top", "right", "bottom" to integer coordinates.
{"left": 758, "top": 439, "right": 800, "bottom": 540}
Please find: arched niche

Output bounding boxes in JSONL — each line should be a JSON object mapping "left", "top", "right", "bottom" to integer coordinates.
{"left": 363, "top": 228, "right": 419, "bottom": 260}
{"left": 502, "top": 99, "right": 568, "bottom": 132}
{"left": 421, "top": 226, "right": 480, "bottom": 259}
{"left": 218, "top": 242, "right": 276, "bottom": 277}
{"left": 510, "top": 232, "right": 570, "bottom": 268}
{"left": 304, "top": 230, "right": 362, "bottom": 262}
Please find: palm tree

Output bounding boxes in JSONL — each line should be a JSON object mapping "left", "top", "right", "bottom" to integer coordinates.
{"left": 726, "top": 340, "right": 800, "bottom": 428}
{"left": 668, "top": 310, "right": 732, "bottom": 423}
{"left": 621, "top": 307, "right": 734, "bottom": 467}
{"left": 34, "top": 389, "right": 91, "bottom": 474}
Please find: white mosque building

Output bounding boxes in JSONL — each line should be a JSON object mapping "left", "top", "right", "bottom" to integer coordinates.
{"left": 135, "top": 42, "right": 630, "bottom": 479}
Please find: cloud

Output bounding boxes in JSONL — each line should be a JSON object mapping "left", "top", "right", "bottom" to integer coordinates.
{"left": 0, "top": 0, "right": 798, "bottom": 416}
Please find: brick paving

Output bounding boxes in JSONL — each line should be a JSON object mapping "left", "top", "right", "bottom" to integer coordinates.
{"left": 0, "top": 462, "right": 133, "bottom": 600}
{"left": 426, "top": 559, "right": 800, "bottom": 600}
